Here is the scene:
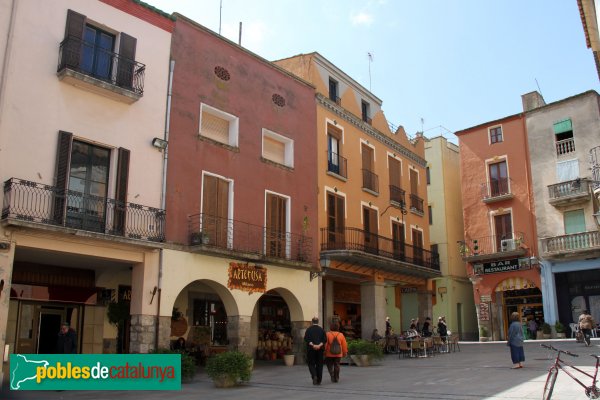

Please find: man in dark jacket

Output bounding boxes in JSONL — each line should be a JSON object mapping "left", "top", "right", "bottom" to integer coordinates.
{"left": 56, "top": 322, "right": 77, "bottom": 354}
{"left": 304, "top": 317, "right": 326, "bottom": 385}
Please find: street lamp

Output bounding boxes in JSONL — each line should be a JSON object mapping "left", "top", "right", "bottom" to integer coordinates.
{"left": 310, "top": 256, "right": 330, "bottom": 281}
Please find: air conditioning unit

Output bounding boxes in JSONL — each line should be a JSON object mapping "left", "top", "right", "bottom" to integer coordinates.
{"left": 500, "top": 239, "right": 516, "bottom": 251}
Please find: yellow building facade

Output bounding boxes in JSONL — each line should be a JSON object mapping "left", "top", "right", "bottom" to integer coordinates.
{"left": 424, "top": 136, "right": 478, "bottom": 340}
{"left": 275, "top": 53, "right": 440, "bottom": 338}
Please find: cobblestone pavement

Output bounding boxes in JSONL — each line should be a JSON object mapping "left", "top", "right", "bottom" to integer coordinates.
{"left": 2, "top": 339, "right": 599, "bottom": 400}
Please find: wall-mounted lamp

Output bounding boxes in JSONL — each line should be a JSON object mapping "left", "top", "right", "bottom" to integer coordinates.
{"left": 0, "top": 242, "right": 10, "bottom": 251}
{"left": 310, "top": 256, "right": 331, "bottom": 281}
{"left": 438, "top": 286, "right": 447, "bottom": 300}
{"left": 150, "top": 286, "right": 158, "bottom": 304}
{"left": 151, "top": 138, "right": 168, "bottom": 150}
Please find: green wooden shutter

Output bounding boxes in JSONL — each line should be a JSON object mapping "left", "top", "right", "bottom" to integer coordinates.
{"left": 553, "top": 119, "right": 572, "bottom": 135}
{"left": 564, "top": 209, "right": 585, "bottom": 234}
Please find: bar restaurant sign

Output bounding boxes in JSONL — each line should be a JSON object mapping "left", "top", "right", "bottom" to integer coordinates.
{"left": 228, "top": 263, "right": 267, "bottom": 294}
{"left": 473, "top": 258, "right": 530, "bottom": 275}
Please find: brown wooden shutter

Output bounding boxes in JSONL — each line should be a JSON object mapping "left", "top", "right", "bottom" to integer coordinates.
{"left": 53, "top": 131, "right": 73, "bottom": 225}
{"left": 266, "top": 194, "right": 286, "bottom": 257}
{"left": 116, "top": 33, "right": 137, "bottom": 89}
{"left": 389, "top": 157, "right": 400, "bottom": 187}
{"left": 113, "top": 148, "right": 130, "bottom": 235}
{"left": 63, "top": 10, "right": 86, "bottom": 69}
{"left": 362, "top": 144, "right": 372, "bottom": 171}
{"left": 410, "top": 168, "right": 418, "bottom": 195}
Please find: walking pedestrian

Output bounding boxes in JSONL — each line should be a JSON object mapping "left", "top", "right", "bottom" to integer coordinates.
{"left": 579, "top": 309, "right": 595, "bottom": 346}
{"left": 385, "top": 316, "right": 392, "bottom": 337}
{"left": 304, "top": 316, "right": 326, "bottom": 385}
{"left": 324, "top": 321, "right": 348, "bottom": 383}
{"left": 56, "top": 322, "right": 77, "bottom": 354}
{"left": 507, "top": 312, "right": 524, "bottom": 369}
{"left": 422, "top": 317, "right": 432, "bottom": 337}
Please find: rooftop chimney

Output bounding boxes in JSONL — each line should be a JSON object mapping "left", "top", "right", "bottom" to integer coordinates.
{"left": 521, "top": 91, "right": 546, "bottom": 112}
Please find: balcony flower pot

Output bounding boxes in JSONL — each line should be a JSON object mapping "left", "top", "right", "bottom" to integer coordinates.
{"left": 541, "top": 323, "right": 552, "bottom": 339}
{"left": 190, "top": 232, "right": 209, "bottom": 245}
{"left": 555, "top": 322, "right": 566, "bottom": 339}
{"left": 347, "top": 339, "right": 382, "bottom": 367}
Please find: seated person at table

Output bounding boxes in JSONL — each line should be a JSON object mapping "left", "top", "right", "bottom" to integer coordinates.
{"left": 371, "top": 329, "right": 383, "bottom": 341}
{"left": 421, "top": 317, "right": 432, "bottom": 337}
{"left": 438, "top": 316, "right": 448, "bottom": 341}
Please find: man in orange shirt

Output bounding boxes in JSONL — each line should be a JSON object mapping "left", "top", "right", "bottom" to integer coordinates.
{"left": 324, "top": 321, "right": 348, "bottom": 383}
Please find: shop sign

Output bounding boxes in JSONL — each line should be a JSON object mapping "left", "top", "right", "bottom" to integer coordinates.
{"left": 479, "top": 302, "right": 490, "bottom": 321}
{"left": 228, "top": 263, "right": 267, "bottom": 294}
{"left": 480, "top": 295, "right": 491, "bottom": 303}
{"left": 583, "top": 283, "right": 600, "bottom": 294}
{"left": 474, "top": 258, "right": 530, "bottom": 275}
{"left": 400, "top": 287, "right": 418, "bottom": 293}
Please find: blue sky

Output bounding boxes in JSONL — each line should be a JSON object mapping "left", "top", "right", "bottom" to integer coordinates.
{"left": 148, "top": 0, "right": 599, "bottom": 141}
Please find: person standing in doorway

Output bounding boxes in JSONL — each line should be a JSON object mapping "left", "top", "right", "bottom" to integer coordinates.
{"left": 56, "top": 322, "right": 77, "bottom": 354}
{"left": 385, "top": 316, "right": 392, "bottom": 337}
{"left": 507, "top": 312, "right": 525, "bottom": 369}
{"left": 324, "top": 321, "right": 348, "bottom": 383}
{"left": 579, "top": 310, "right": 595, "bottom": 346}
{"left": 304, "top": 317, "right": 326, "bottom": 385}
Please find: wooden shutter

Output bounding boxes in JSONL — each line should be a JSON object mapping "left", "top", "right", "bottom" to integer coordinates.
{"left": 53, "top": 131, "right": 73, "bottom": 224}
{"left": 63, "top": 9, "right": 86, "bottom": 69}
{"left": 202, "top": 175, "right": 229, "bottom": 246}
{"left": 392, "top": 222, "right": 405, "bottom": 258}
{"left": 201, "top": 111, "right": 230, "bottom": 144}
{"left": 363, "top": 206, "right": 378, "bottom": 253}
{"left": 412, "top": 229, "right": 423, "bottom": 264}
{"left": 362, "top": 144, "right": 373, "bottom": 171}
{"left": 410, "top": 168, "right": 418, "bottom": 194}
{"left": 389, "top": 157, "right": 400, "bottom": 187}
{"left": 113, "top": 148, "right": 129, "bottom": 235}
{"left": 116, "top": 33, "right": 137, "bottom": 88}
{"left": 266, "top": 194, "right": 286, "bottom": 257}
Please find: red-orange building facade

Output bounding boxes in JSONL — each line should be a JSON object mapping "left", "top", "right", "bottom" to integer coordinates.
{"left": 456, "top": 113, "right": 541, "bottom": 340}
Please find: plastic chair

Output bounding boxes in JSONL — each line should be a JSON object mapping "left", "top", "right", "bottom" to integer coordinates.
{"left": 569, "top": 323, "right": 579, "bottom": 338}
{"left": 397, "top": 340, "right": 410, "bottom": 358}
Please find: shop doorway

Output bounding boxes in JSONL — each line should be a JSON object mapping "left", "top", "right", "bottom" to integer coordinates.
{"left": 14, "top": 302, "right": 80, "bottom": 354}
{"left": 502, "top": 288, "right": 543, "bottom": 338}
{"left": 257, "top": 291, "right": 292, "bottom": 361}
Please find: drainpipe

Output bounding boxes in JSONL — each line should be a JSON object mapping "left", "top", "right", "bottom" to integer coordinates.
{"left": 155, "top": 59, "right": 175, "bottom": 350}
{"left": 0, "top": 0, "right": 18, "bottom": 123}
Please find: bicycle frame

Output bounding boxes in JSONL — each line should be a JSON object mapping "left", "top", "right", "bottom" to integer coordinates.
{"left": 542, "top": 344, "right": 600, "bottom": 395}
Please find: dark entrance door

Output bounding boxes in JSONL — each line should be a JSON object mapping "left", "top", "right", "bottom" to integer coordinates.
{"left": 38, "top": 312, "right": 63, "bottom": 354}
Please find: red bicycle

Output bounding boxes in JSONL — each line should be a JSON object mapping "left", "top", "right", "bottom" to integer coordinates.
{"left": 541, "top": 344, "right": 600, "bottom": 399}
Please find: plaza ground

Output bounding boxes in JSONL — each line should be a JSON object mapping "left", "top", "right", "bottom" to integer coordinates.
{"left": 2, "top": 339, "right": 598, "bottom": 400}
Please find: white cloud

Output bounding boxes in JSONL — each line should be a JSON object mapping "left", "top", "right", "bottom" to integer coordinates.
{"left": 350, "top": 11, "right": 374, "bottom": 26}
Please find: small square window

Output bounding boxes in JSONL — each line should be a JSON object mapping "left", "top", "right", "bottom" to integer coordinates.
{"left": 262, "top": 129, "right": 294, "bottom": 168}
{"left": 199, "top": 103, "right": 239, "bottom": 147}
{"left": 489, "top": 126, "right": 503, "bottom": 144}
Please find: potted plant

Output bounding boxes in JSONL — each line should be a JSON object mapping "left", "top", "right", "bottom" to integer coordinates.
{"left": 283, "top": 349, "right": 295, "bottom": 366}
{"left": 205, "top": 351, "right": 252, "bottom": 388}
{"left": 479, "top": 326, "right": 489, "bottom": 342}
{"left": 542, "top": 322, "right": 552, "bottom": 339}
{"left": 190, "top": 231, "right": 209, "bottom": 245}
{"left": 152, "top": 348, "right": 196, "bottom": 383}
{"left": 555, "top": 321, "right": 566, "bottom": 339}
{"left": 347, "top": 339, "right": 383, "bottom": 367}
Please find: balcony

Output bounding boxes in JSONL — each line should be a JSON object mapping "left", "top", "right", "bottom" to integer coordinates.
{"left": 556, "top": 138, "right": 575, "bottom": 157}
{"left": 362, "top": 169, "right": 379, "bottom": 194}
{"left": 389, "top": 185, "right": 406, "bottom": 208}
{"left": 188, "top": 213, "right": 313, "bottom": 267}
{"left": 2, "top": 178, "right": 164, "bottom": 242}
{"left": 480, "top": 177, "right": 514, "bottom": 203}
{"left": 459, "top": 232, "right": 526, "bottom": 262}
{"left": 320, "top": 227, "right": 440, "bottom": 276}
{"left": 548, "top": 179, "right": 591, "bottom": 207}
{"left": 57, "top": 36, "right": 145, "bottom": 104}
{"left": 409, "top": 194, "right": 424, "bottom": 215}
{"left": 541, "top": 231, "right": 600, "bottom": 259}
{"left": 327, "top": 151, "right": 348, "bottom": 179}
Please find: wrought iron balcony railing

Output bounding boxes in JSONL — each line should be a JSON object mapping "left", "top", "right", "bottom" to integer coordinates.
{"left": 458, "top": 232, "right": 525, "bottom": 259}
{"left": 327, "top": 151, "right": 348, "bottom": 178}
{"left": 58, "top": 36, "right": 145, "bottom": 95}
{"left": 362, "top": 169, "right": 379, "bottom": 193}
{"left": 556, "top": 138, "right": 575, "bottom": 156}
{"left": 541, "top": 231, "right": 600, "bottom": 254}
{"left": 409, "top": 193, "right": 424, "bottom": 214}
{"left": 390, "top": 185, "right": 406, "bottom": 206}
{"left": 2, "top": 178, "right": 164, "bottom": 241}
{"left": 320, "top": 227, "right": 440, "bottom": 271}
{"left": 480, "top": 177, "right": 513, "bottom": 201}
{"left": 188, "top": 213, "right": 312, "bottom": 263}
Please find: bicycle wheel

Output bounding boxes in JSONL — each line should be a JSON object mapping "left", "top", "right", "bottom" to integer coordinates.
{"left": 542, "top": 367, "right": 558, "bottom": 400}
{"left": 586, "top": 385, "right": 600, "bottom": 399}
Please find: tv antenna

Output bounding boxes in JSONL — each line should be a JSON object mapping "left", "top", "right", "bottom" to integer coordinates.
{"left": 368, "top": 52, "right": 374, "bottom": 92}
